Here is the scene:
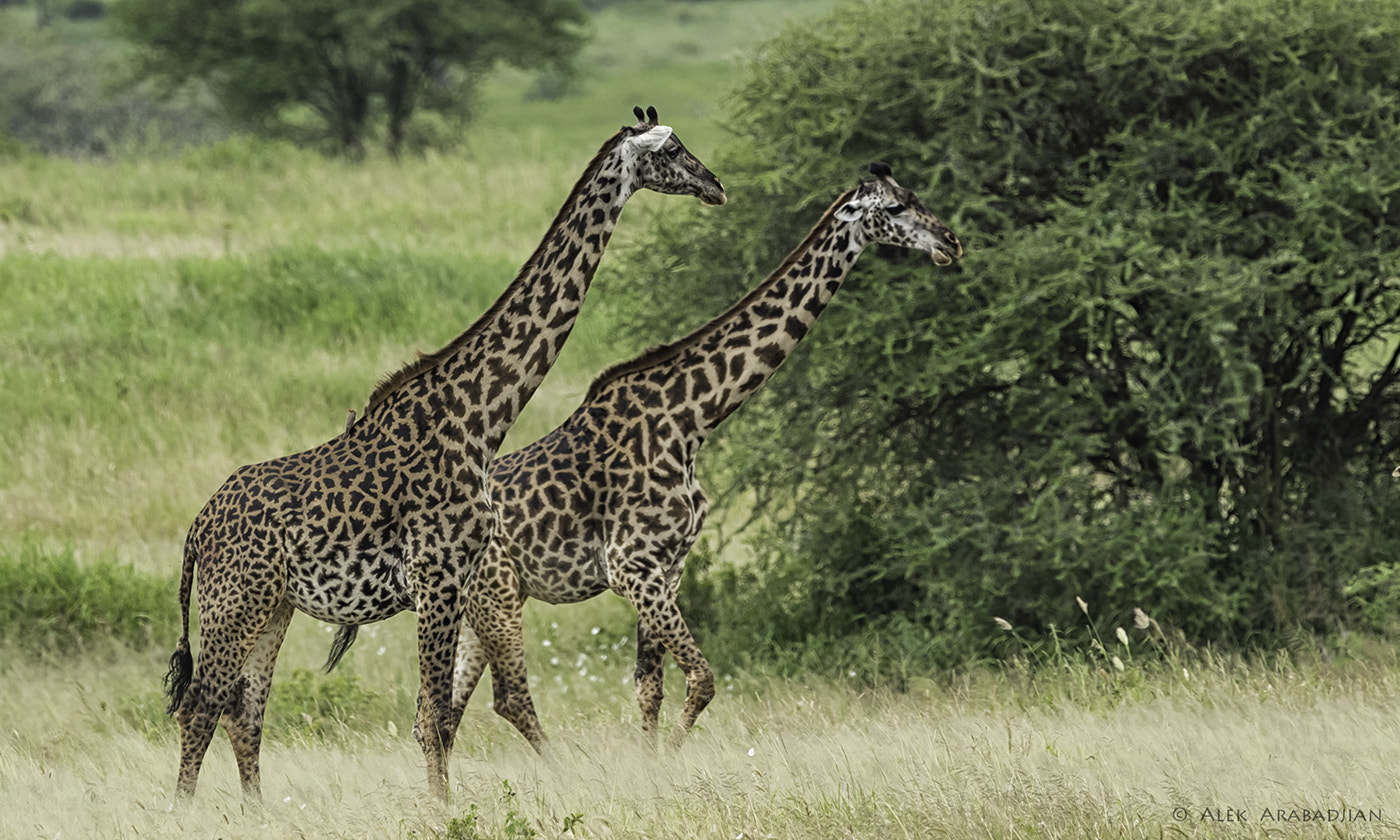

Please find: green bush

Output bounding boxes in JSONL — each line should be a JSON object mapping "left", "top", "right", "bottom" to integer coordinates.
{"left": 0, "top": 538, "right": 175, "bottom": 653}
{"left": 619, "top": 0, "right": 1400, "bottom": 672}
{"left": 264, "top": 666, "right": 401, "bottom": 742}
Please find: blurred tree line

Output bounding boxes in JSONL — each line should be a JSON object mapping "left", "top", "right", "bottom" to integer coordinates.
{"left": 611, "top": 0, "right": 1400, "bottom": 674}
{"left": 0, "top": 0, "right": 228, "bottom": 155}
{"left": 112, "top": 0, "right": 589, "bottom": 158}
{"left": 0, "top": 0, "right": 730, "bottom": 157}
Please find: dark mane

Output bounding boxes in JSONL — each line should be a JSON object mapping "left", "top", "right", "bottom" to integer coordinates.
{"left": 362, "top": 127, "right": 634, "bottom": 418}
{"left": 582, "top": 185, "right": 859, "bottom": 404}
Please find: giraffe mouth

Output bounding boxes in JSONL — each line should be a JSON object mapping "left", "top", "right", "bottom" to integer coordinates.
{"left": 699, "top": 187, "right": 727, "bottom": 206}
{"left": 931, "top": 247, "right": 955, "bottom": 266}
{"left": 695, "top": 177, "right": 727, "bottom": 206}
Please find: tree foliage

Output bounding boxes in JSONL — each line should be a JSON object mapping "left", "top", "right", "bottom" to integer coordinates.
{"left": 612, "top": 0, "right": 1400, "bottom": 670}
{"left": 112, "top": 0, "right": 588, "bottom": 156}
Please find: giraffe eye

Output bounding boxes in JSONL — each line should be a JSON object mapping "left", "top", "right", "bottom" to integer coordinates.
{"left": 885, "top": 203, "right": 907, "bottom": 215}
{"left": 665, "top": 145, "right": 681, "bottom": 160}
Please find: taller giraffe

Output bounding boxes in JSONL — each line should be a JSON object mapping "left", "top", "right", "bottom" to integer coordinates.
{"left": 162, "top": 107, "right": 725, "bottom": 801}
{"left": 328, "top": 163, "right": 960, "bottom": 748}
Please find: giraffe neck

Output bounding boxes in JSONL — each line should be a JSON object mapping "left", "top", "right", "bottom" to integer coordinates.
{"left": 364, "top": 134, "right": 637, "bottom": 456}
{"left": 588, "top": 200, "right": 868, "bottom": 445}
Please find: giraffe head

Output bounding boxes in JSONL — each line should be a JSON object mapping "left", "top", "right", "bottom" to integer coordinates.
{"left": 833, "top": 162, "right": 962, "bottom": 265}
{"left": 617, "top": 105, "right": 727, "bottom": 206}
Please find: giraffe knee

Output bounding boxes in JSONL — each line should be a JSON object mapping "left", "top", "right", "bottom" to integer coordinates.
{"left": 690, "top": 665, "right": 715, "bottom": 709}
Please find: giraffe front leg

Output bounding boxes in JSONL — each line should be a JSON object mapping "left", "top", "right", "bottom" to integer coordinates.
{"left": 407, "top": 546, "right": 472, "bottom": 801}
{"left": 414, "top": 608, "right": 461, "bottom": 801}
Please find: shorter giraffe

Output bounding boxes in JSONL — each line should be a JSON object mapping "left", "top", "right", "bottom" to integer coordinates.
{"left": 330, "top": 163, "right": 961, "bottom": 748}
{"left": 464, "top": 163, "right": 957, "bottom": 750}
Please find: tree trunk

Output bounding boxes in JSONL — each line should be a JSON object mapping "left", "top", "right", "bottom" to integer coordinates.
{"left": 385, "top": 57, "right": 415, "bottom": 159}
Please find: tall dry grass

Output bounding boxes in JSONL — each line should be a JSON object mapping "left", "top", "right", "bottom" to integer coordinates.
{"left": 5, "top": 630, "right": 1400, "bottom": 839}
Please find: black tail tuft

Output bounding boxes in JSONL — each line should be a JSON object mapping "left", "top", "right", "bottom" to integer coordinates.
{"left": 163, "top": 638, "right": 193, "bottom": 715}
{"left": 324, "top": 624, "right": 359, "bottom": 673}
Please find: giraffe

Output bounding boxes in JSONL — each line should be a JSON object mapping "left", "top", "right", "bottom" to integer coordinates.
{"left": 161, "top": 106, "right": 726, "bottom": 802}
{"left": 329, "top": 163, "right": 960, "bottom": 749}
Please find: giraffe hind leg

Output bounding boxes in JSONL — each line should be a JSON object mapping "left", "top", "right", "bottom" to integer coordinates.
{"left": 621, "top": 573, "right": 714, "bottom": 747}
{"left": 462, "top": 562, "right": 546, "bottom": 750}
{"left": 449, "top": 622, "right": 487, "bottom": 721}
{"left": 633, "top": 621, "right": 666, "bottom": 739}
{"left": 223, "top": 599, "right": 296, "bottom": 799}
{"left": 481, "top": 623, "right": 547, "bottom": 751}
{"left": 176, "top": 544, "right": 288, "bottom": 798}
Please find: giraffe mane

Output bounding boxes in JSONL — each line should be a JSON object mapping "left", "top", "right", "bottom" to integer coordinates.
{"left": 583, "top": 184, "right": 862, "bottom": 404}
{"left": 362, "top": 127, "right": 637, "bottom": 418}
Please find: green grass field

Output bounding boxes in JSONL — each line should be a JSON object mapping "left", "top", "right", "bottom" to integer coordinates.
{"left": 4, "top": 1, "right": 1400, "bottom": 837}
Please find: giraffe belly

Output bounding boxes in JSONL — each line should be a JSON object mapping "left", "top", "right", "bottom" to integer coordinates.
{"left": 286, "top": 549, "right": 414, "bottom": 624}
{"left": 517, "top": 545, "right": 610, "bottom": 605}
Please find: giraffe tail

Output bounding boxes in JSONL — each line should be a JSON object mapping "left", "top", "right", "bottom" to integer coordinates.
{"left": 323, "top": 624, "right": 360, "bottom": 673}
{"left": 162, "top": 537, "right": 196, "bottom": 715}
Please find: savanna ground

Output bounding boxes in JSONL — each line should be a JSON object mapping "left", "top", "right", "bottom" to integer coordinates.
{"left": 3, "top": 1, "right": 1400, "bottom": 837}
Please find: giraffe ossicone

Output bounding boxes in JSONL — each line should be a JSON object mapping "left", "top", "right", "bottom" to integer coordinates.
{"left": 339, "top": 163, "right": 961, "bottom": 752}
{"left": 161, "top": 106, "right": 724, "bottom": 802}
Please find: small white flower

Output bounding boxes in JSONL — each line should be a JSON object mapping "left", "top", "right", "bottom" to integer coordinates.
{"left": 591, "top": 627, "right": 601, "bottom": 635}
{"left": 747, "top": 748, "right": 755, "bottom": 757}
{"left": 542, "top": 639, "right": 552, "bottom": 647}
{"left": 376, "top": 646, "right": 387, "bottom": 656}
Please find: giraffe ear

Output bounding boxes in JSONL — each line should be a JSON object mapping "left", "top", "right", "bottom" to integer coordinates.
{"left": 834, "top": 200, "right": 865, "bottom": 222}
{"left": 630, "top": 124, "right": 674, "bottom": 152}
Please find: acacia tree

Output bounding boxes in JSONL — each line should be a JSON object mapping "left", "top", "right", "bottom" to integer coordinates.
{"left": 112, "top": 0, "right": 587, "bottom": 156}
{"left": 612, "top": 0, "right": 1400, "bottom": 671}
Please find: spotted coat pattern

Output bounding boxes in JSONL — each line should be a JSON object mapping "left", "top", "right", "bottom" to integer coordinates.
{"left": 162, "top": 107, "right": 725, "bottom": 801}
{"left": 444, "top": 166, "right": 961, "bottom": 748}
